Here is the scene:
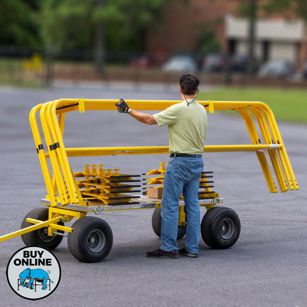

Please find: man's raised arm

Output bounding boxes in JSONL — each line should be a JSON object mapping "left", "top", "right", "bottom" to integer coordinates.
{"left": 115, "top": 99, "right": 157, "bottom": 125}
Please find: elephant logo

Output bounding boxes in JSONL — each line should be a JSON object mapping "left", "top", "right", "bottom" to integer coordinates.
{"left": 18, "top": 268, "right": 52, "bottom": 291}
{"left": 6, "top": 246, "right": 61, "bottom": 300}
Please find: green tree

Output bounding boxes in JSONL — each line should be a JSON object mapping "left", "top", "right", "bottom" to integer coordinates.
{"left": 0, "top": 0, "right": 40, "bottom": 47}
{"left": 195, "top": 29, "right": 220, "bottom": 55}
{"left": 40, "top": 0, "right": 168, "bottom": 73}
{"left": 239, "top": 0, "right": 258, "bottom": 76}
{"left": 40, "top": 0, "right": 94, "bottom": 52}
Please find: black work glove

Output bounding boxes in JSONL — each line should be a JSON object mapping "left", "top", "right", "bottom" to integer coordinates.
{"left": 116, "top": 99, "right": 130, "bottom": 113}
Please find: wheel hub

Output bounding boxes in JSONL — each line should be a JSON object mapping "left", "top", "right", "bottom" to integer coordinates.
{"left": 87, "top": 229, "right": 106, "bottom": 253}
{"left": 38, "top": 227, "right": 55, "bottom": 243}
{"left": 219, "top": 218, "right": 235, "bottom": 240}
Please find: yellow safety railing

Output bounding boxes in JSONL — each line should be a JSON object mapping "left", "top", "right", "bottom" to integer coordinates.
{"left": 29, "top": 99, "right": 299, "bottom": 208}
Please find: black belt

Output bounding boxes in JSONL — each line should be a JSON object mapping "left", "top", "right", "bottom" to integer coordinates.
{"left": 170, "top": 153, "right": 202, "bottom": 158}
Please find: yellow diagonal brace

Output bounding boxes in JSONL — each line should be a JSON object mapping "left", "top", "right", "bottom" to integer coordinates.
{"left": 253, "top": 107, "right": 292, "bottom": 190}
{"left": 0, "top": 216, "right": 62, "bottom": 242}
{"left": 257, "top": 151, "right": 277, "bottom": 193}
{"left": 25, "top": 218, "right": 72, "bottom": 235}
{"left": 239, "top": 109, "right": 277, "bottom": 193}
{"left": 259, "top": 104, "right": 298, "bottom": 190}
{"left": 252, "top": 107, "right": 287, "bottom": 192}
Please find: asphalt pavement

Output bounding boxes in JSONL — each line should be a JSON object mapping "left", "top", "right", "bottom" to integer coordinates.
{"left": 0, "top": 83, "right": 306, "bottom": 307}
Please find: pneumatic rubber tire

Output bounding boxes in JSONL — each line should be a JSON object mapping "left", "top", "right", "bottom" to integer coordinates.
{"left": 21, "top": 207, "right": 64, "bottom": 251}
{"left": 68, "top": 216, "right": 113, "bottom": 263}
{"left": 151, "top": 208, "right": 186, "bottom": 240}
{"left": 201, "top": 207, "right": 240, "bottom": 249}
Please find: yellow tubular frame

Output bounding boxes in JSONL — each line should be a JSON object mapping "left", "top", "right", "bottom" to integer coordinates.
{"left": 28, "top": 99, "right": 298, "bottom": 209}
{"left": 0, "top": 99, "right": 299, "bottom": 243}
{"left": 238, "top": 109, "right": 277, "bottom": 193}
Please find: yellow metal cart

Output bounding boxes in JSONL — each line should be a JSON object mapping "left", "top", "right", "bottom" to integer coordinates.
{"left": 0, "top": 99, "right": 299, "bottom": 262}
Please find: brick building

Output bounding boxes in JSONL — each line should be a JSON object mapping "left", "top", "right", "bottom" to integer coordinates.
{"left": 146, "top": 0, "right": 307, "bottom": 66}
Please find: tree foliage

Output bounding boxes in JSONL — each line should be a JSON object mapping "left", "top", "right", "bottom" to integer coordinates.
{"left": 239, "top": 0, "right": 307, "bottom": 22}
{"left": 195, "top": 29, "right": 220, "bottom": 55}
{"left": 0, "top": 0, "right": 40, "bottom": 47}
{"left": 40, "top": 0, "right": 94, "bottom": 52}
{"left": 40, "top": 0, "right": 167, "bottom": 53}
{"left": 264, "top": 0, "right": 307, "bottom": 22}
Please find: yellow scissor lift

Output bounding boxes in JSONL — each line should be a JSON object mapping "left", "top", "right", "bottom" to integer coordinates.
{"left": 0, "top": 99, "right": 299, "bottom": 262}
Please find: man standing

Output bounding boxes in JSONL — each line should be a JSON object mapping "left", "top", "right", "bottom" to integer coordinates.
{"left": 116, "top": 74, "right": 207, "bottom": 258}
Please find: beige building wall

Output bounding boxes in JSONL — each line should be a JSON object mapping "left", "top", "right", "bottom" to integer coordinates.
{"left": 225, "top": 15, "right": 305, "bottom": 65}
{"left": 146, "top": 1, "right": 307, "bottom": 66}
{"left": 270, "top": 42, "right": 297, "bottom": 61}
{"left": 226, "top": 15, "right": 304, "bottom": 41}
{"left": 237, "top": 41, "right": 262, "bottom": 57}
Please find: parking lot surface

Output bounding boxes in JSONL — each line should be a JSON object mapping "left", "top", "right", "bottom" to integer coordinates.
{"left": 0, "top": 85, "right": 306, "bottom": 306}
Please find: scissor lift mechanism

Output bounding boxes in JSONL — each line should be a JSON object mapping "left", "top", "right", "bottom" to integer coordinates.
{"left": 0, "top": 99, "right": 299, "bottom": 262}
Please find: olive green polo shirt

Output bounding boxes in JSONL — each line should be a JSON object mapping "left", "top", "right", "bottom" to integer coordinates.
{"left": 153, "top": 100, "right": 207, "bottom": 154}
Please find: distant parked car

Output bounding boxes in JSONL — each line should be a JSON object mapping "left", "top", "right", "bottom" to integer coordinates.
{"left": 229, "top": 54, "right": 249, "bottom": 73}
{"left": 162, "top": 55, "right": 197, "bottom": 73}
{"left": 129, "top": 55, "right": 153, "bottom": 69}
{"left": 301, "top": 62, "right": 307, "bottom": 80}
{"left": 259, "top": 59, "right": 294, "bottom": 78}
{"left": 202, "top": 53, "right": 228, "bottom": 73}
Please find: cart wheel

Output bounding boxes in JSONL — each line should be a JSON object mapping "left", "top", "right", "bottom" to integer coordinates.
{"left": 21, "top": 207, "right": 64, "bottom": 250}
{"left": 152, "top": 208, "right": 186, "bottom": 240}
{"left": 201, "top": 207, "right": 240, "bottom": 249}
{"left": 67, "top": 216, "right": 113, "bottom": 263}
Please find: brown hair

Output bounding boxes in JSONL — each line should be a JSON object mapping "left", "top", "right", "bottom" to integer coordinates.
{"left": 179, "top": 74, "right": 199, "bottom": 95}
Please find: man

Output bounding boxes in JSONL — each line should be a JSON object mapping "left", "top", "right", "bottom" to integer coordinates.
{"left": 115, "top": 74, "right": 207, "bottom": 258}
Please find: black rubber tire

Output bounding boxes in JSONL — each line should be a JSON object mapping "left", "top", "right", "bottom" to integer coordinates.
{"left": 21, "top": 207, "right": 64, "bottom": 251}
{"left": 151, "top": 208, "right": 186, "bottom": 240}
{"left": 67, "top": 216, "right": 113, "bottom": 263}
{"left": 201, "top": 207, "right": 221, "bottom": 247}
{"left": 201, "top": 207, "right": 241, "bottom": 249}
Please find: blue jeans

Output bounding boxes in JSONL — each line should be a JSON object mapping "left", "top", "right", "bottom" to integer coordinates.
{"left": 160, "top": 156, "right": 204, "bottom": 254}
